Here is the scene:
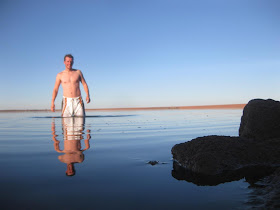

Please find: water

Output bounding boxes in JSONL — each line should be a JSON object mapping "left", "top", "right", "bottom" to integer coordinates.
{"left": 0, "top": 109, "right": 252, "bottom": 209}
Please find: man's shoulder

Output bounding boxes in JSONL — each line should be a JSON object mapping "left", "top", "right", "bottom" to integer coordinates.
{"left": 68, "top": 69, "right": 81, "bottom": 73}
{"left": 75, "top": 69, "right": 82, "bottom": 73}
{"left": 74, "top": 69, "right": 83, "bottom": 75}
{"left": 57, "top": 71, "right": 64, "bottom": 77}
{"left": 57, "top": 70, "right": 69, "bottom": 79}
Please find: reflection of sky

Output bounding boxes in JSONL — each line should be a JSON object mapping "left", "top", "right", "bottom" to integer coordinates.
{"left": 1, "top": 0, "right": 280, "bottom": 109}
{"left": 0, "top": 110, "right": 249, "bottom": 208}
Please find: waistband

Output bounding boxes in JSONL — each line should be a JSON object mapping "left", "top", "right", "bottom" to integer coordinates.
{"left": 63, "top": 96, "right": 82, "bottom": 100}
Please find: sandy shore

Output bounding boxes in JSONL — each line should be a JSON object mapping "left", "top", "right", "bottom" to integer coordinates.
{"left": 0, "top": 104, "right": 246, "bottom": 112}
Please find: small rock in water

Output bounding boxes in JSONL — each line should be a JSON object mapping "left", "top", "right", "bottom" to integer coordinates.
{"left": 147, "top": 161, "right": 159, "bottom": 166}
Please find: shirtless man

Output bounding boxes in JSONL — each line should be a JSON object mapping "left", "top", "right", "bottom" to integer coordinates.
{"left": 51, "top": 54, "right": 90, "bottom": 117}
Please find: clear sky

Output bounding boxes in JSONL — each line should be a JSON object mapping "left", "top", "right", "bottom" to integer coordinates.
{"left": 1, "top": 0, "right": 279, "bottom": 110}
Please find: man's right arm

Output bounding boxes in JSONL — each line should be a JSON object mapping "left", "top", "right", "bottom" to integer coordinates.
{"left": 51, "top": 74, "right": 61, "bottom": 112}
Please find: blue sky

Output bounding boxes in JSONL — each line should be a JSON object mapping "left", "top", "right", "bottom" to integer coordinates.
{"left": 1, "top": 0, "right": 279, "bottom": 110}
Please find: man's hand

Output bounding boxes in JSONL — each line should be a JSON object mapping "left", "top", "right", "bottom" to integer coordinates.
{"left": 51, "top": 103, "right": 55, "bottom": 112}
{"left": 86, "top": 96, "right": 91, "bottom": 103}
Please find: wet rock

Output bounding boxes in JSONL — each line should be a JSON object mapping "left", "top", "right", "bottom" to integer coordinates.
{"left": 171, "top": 98, "right": 280, "bottom": 207}
{"left": 171, "top": 98, "right": 280, "bottom": 185}
{"left": 239, "top": 99, "right": 280, "bottom": 140}
{"left": 172, "top": 135, "right": 280, "bottom": 177}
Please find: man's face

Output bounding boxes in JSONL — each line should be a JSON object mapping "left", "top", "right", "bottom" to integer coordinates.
{"left": 64, "top": 57, "right": 73, "bottom": 69}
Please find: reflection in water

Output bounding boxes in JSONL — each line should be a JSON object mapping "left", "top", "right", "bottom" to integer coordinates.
{"left": 52, "top": 117, "right": 91, "bottom": 176}
{"left": 172, "top": 161, "right": 276, "bottom": 186}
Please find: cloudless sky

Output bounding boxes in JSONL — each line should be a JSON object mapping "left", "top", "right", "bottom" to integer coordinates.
{"left": 1, "top": 0, "right": 279, "bottom": 110}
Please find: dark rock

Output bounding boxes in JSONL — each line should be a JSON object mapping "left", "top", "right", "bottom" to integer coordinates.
{"left": 239, "top": 99, "right": 280, "bottom": 140}
{"left": 171, "top": 98, "right": 280, "bottom": 207}
{"left": 147, "top": 161, "right": 159, "bottom": 166}
{"left": 172, "top": 135, "right": 280, "bottom": 177}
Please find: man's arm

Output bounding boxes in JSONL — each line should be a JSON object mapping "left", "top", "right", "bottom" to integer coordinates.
{"left": 79, "top": 70, "right": 91, "bottom": 103}
{"left": 51, "top": 74, "right": 61, "bottom": 112}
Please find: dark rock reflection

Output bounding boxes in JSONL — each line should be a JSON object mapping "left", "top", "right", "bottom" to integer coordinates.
{"left": 172, "top": 161, "right": 276, "bottom": 186}
{"left": 52, "top": 117, "right": 91, "bottom": 176}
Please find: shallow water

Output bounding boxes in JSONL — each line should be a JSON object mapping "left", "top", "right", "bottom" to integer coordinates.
{"left": 0, "top": 109, "right": 253, "bottom": 209}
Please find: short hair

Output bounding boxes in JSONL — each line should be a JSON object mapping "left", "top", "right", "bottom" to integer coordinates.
{"left": 64, "top": 54, "right": 74, "bottom": 61}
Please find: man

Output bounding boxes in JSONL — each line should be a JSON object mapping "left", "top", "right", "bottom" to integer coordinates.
{"left": 51, "top": 54, "right": 90, "bottom": 117}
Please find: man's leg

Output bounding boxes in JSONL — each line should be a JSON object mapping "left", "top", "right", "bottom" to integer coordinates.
{"left": 74, "top": 97, "right": 85, "bottom": 117}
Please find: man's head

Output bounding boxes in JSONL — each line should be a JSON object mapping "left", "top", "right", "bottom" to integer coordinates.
{"left": 66, "top": 163, "right": 76, "bottom": 176}
{"left": 64, "top": 54, "right": 74, "bottom": 69}
{"left": 64, "top": 54, "right": 74, "bottom": 61}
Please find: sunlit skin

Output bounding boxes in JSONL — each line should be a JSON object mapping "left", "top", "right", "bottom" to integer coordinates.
{"left": 51, "top": 56, "right": 91, "bottom": 112}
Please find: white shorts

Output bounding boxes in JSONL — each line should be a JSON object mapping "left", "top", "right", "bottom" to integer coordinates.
{"left": 62, "top": 96, "right": 85, "bottom": 117}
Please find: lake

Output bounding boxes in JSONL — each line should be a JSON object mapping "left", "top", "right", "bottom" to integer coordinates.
{"left": 0, "top": 109, "right": 254, "bottom": 209}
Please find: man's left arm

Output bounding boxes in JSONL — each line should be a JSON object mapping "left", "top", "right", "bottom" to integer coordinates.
{"left": 79, "top": 70, "right": 91, "bottom": 103}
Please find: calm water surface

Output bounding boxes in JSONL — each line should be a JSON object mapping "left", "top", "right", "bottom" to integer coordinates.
{"left": 0, "top": 109, "right": 252, "bottom": 209}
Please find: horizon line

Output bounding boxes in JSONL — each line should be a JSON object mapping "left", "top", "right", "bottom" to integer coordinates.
{"left": 0, "top": 103, "right": 246, "bottom": 112}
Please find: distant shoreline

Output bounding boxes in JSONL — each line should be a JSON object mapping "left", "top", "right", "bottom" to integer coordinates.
{"left": 0, "top": 104, "right": 246, "bottom": 113}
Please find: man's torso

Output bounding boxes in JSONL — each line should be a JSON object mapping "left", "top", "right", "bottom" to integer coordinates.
{"left": 59, "top": 69, "right": 81, "bottom": 97}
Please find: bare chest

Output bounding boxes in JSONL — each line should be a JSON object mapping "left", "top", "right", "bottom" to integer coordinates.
{"left": 61, "top": 71, "right": 80, "bottom": 84}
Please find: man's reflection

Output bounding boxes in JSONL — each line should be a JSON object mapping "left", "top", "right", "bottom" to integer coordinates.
{"left": 52, "top": 117, "right": 91, "bottom": 176}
